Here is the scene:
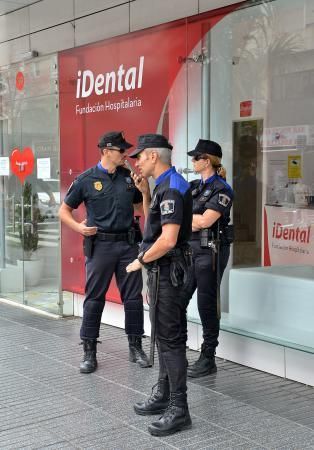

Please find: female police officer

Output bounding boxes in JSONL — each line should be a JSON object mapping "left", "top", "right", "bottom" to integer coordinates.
{"left": 58, "top": 131, "right": 149, "bottom": 373}
{"left": 186, "top": 139, "right": 234, "bottom": 378}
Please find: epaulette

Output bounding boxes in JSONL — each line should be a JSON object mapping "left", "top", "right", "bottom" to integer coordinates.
{"left": 189, "top": 179, "right": 201, "bottom": 188}
{"left": 75, "top": 167, "right": 94, "bottom": 182}
{"left": 215, "top": 176, "right": 233, "bottom": 192}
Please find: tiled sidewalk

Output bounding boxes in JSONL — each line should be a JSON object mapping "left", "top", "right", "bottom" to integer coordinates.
{"left": 0, "top": 301, "right": 314, "bottom": 450}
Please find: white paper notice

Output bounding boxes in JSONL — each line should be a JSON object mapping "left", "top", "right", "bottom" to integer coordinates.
{"left": 0, "top": 157, "right": 10, "bottom": 176}
{"left": 37, "top": 158, "right": 51, "bottom": 179}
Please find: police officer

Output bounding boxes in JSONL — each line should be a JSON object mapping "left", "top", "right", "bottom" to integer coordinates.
{"left": 126, "top": 133, "right": 193, "bottom": 437}
{"left": 58, "top": 131, "right": 149, "bottom": 373}
{"left": 186, "top": 139, "right": 234, "bottom": 378}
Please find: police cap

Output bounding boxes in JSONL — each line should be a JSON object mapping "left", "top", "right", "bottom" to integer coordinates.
{"left": 129, "top": 133, "right": 173, "bottom": 158}
{"left": 98, "top": 131, "right": 132, "bottom": 150}
{"left": 187, "top": 139, "right": 222, "bottom": 158}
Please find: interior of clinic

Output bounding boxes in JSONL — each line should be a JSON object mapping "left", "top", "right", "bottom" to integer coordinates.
{"left": 0, "top": 0, "right": 313, "bottom": 355}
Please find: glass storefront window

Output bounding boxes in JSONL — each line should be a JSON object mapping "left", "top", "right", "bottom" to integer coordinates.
{"left": 185, "top": 0, "right": 314, "bottom": 353}
{"left": 0, "top": 55, "right": 65, "bottom": 315}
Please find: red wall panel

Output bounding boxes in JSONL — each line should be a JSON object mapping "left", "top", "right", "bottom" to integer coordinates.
{"left": 58, "top": 5, "right": 241, "bottom": 300}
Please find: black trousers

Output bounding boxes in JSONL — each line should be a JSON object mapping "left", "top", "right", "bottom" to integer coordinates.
{"left": 80, "top": 239, "right": 144, "bottom": 339}
{"left": 186, "top": 240, "right": 230, "bottom": 352}
{"left": 149, "top": 263, "right": 190, "bottom": 394}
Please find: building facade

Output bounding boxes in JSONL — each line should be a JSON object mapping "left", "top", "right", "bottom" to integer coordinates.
{"left": 0, "top": 0, "right": 314, "bottom": 385}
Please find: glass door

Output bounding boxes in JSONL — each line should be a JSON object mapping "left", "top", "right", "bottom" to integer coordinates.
{"left": 0, "top": 116, "right": 24, "bottom": 305}
{"left": 0, "top": 55, "right": 62, "bottom": 315}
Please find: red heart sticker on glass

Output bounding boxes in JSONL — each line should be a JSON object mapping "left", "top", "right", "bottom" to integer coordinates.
{"left": 10, "top": 147, "right": 35, "bottom": 184}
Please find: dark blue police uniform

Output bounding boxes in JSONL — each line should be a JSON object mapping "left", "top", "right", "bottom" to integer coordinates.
{"left": 186, "top": 140, "right": 234, "bottom": 378}
{"left": 63, "top": 131, "right": 149, "bottom": 373}
{"left": 130, "top": 134, "right": 193, "bottom": 436}
{"left": 141, "top": 167, "right": 192, "bottom": 375}
{"left": 65, "top": 163, "right": 144, "bottom": 337}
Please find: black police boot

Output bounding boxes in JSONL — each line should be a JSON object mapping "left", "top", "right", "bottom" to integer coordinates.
{"left": 79, "top": 339, "right": 98, "bottom": 374}
{"left": 128, "top": 335, "right": 151, "bottom": 368}
{"left": 187, "top": 344, "right": 217, "bottom": 378}
{"left": 148, "top": 392, "right": 192, "bottom": 436}
{"left": 134, "top": 379, "right": 170, "bottom": 415}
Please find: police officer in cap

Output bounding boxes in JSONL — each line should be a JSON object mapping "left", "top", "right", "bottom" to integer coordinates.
{"left": 186, "top": 139, "right": 234, "bottom": 378}
{"left": 58, "top": 131, "right": 150, "bottom": 373}
{"left": 126, "top": 133, "right": 193, "bottom": 436}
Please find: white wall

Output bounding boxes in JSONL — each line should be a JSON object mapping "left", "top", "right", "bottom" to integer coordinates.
{"left": 0, "top": 0, "right": 241, "bottom": 67}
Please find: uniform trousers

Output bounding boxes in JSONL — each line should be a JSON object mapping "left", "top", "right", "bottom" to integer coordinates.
{"left": 80, "top": 239, "right": 144, "bottom": 339}
{"left": 149, "top": 263, "right": 190, "bottom": 394}
{"left": 186, "top": 241, "right": 230, "bottom": 352}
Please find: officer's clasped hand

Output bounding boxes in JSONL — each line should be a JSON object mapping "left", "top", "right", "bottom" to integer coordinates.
{"left": 126, "top": 258, "right": 143, "bottom": 273}
{"left": 78, "top": 219, "right": 98, "bottom": 236}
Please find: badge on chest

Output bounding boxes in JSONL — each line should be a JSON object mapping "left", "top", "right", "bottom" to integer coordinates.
{"left": 199, "top": 189, "right": 212, "bottom": 202}
{"left": 94, "top": 181, "right": 103, "bottom": 191}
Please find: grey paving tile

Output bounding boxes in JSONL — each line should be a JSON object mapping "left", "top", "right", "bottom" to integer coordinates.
{"left": 0, "top": 301, "right": 314, "bottom": 450}
{"left": 71, "top": 427, "right": 172, "bottom": 450}
{"left": 37, "top": 444, "right": 77, "bottom": 450}
{"left": 180, "top": 437, "right": 266, "bottom": 450}
{"left": 40, "top": 409, "right": 122, "bottom": 441}
{"left": 0, "top": 424, "right": 63, "bottom": 449}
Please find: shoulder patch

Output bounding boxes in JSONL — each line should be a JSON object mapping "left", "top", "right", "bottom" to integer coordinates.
{"left": 218, "top": 193, "right": 231, "bottom": 207}
{"left": 160, "top": 199, "right": 175, "bottom": 215}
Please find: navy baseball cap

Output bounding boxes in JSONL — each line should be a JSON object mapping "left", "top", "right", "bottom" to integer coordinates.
{"left": 98, "top": 131, "right": 132, "bottom": 150}
{"left": 129, "top": 133, "right": 173, "bottom": 158}
{"left": 187, "top": 139, "right": 222, "bottom": 158}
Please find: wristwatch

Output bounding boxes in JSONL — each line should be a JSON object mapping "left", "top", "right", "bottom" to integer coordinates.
{"left": 138, "top": 251, "right": 146, "bottom": 265}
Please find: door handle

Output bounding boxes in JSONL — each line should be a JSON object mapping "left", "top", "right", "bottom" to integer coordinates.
{"left": 177, "top": 168, "right": 194, "bottom": 174}
{"left": 12, "top": 195, "right": 16, "bottom": 233}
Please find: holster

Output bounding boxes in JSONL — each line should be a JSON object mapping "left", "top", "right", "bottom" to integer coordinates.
{"left": 223, "top": 224, "right": 234, "bottom": 244}
{"left": 168, "top": 245, "right": 192, "bottom": 288}
{"left": 83, "top": 236, "right": 95, "bottom": 258}
{"left": 127, "top": 228, "right": 136, "bottom": 245}
{"left": 134, "top": 216, "right": 143, "bottom": 243}
{"left": 200, "top": 228, "right": 215, "bottom": 248}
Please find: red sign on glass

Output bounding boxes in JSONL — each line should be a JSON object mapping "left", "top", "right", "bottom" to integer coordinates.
{"left": 16, "top": 71, "right": 25, "bottom": 91}
{"left": 240, "top": 100, "right": 252, "bottom": 117}
{"left": 10, "top": 147, "right": 34, "bottom": 184}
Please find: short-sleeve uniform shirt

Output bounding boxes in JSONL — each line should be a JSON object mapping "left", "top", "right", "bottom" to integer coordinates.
{"left": 190, "top": 174, "right": 233, "bottom": 231}
{"left": 64, "top": 163, "right": 142, "bottom": 232}
{"left": 141, "top": 167, "right": 192, "bottom": 252}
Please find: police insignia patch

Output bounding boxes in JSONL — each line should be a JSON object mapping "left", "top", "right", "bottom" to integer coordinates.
{"left": 94, "top": 181, "right": 103, "bottom": 191}
{"left": 218, "top": 193, "right": 231, "bottom": 207}
{"left": 160, "top": 199, "right": 175, "bottom": 215}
